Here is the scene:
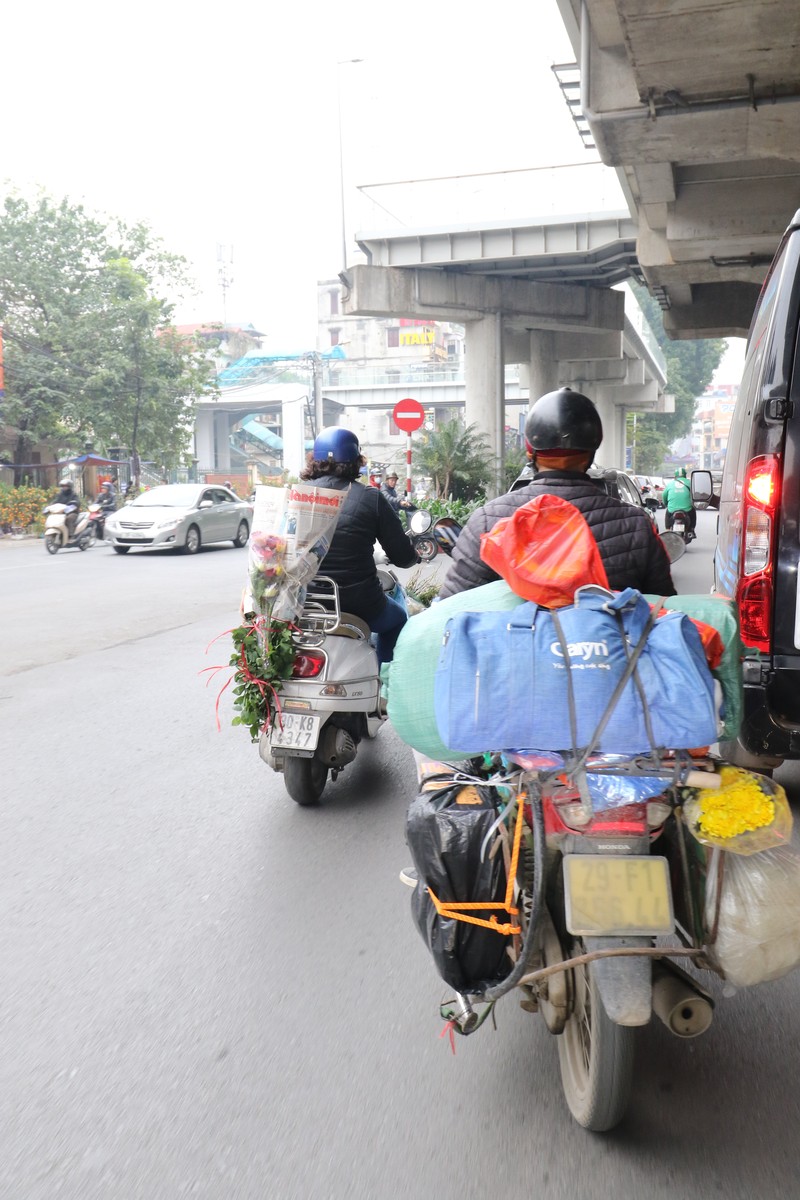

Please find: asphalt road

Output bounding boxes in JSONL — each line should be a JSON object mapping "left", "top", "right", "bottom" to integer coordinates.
{"left": 2, "top": 523, "right": 800, "bottom": 1200}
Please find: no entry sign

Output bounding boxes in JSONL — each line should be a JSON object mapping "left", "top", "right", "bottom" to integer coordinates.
{"left": 392, "top": 398, "right": 425, "bottom": 433}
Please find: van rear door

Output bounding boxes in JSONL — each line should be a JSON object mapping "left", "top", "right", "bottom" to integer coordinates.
{"left": 716, "top": 219, "right": 800, "bottom": 656}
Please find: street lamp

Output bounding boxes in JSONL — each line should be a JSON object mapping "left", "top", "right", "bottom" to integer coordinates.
{"left": 337, "top": 58, "right": 363, "bottom": 274}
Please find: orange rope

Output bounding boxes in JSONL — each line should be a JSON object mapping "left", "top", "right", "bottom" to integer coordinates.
{"left": 426, "top": 795, "right": 526, "bottom": 936}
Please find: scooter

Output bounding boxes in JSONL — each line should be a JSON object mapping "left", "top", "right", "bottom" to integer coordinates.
{"left": 87, "top": 502, "right": 111, "bottom": 541}
{"left": 407, "top": 510, "right": 438, "bottom": 562}
{"left": 670, "top": 509, "right": 694, "bottom": 544}
{"left": 43, "top": 504, "right": 94, "bottom": 554}
{"left": 407, "top": 510, "right": 464, "bottom": 562}
{"left": 258, "top": 565, "right": 406, "bottom": 806}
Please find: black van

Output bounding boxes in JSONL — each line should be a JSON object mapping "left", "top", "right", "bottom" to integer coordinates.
{"left": 695, "top": 207, "right": 800, "bottom": 769}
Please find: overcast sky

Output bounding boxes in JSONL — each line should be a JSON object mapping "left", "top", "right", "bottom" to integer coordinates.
{"left": 2, "top": 0, "right": 743, "bottom": 376}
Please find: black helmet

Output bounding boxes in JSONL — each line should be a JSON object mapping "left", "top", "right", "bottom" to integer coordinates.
{"left": 524, "top": 388, "right": 603, "bottom": 457}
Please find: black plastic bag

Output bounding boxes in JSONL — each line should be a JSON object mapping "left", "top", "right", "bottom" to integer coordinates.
{"left": 406, "top": 779, "right": 513, "bottom": 994}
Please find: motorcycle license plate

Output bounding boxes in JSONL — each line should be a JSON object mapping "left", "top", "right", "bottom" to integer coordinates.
{"left": 269, "top": 714, "right": 321, "bottom": 753}
{"left": 563, "top": 855, "right": 674, "bottom": 937}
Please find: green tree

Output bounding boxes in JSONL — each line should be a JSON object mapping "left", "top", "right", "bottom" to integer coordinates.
{"left": 630, "top": 282, "right": 726, "bottom": 473}
{"left": 415, "top": 418, "right": 492, "bottom": 499}
{"left": 0, "top": 191, "right": 214, "bottom": 481}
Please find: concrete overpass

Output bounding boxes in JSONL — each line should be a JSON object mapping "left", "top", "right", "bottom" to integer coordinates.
{"left": 337, "top": 1, "right": 800, "bottom": 488}
{"left": 343, "top": 214, "right": 670, "bottom": 488}
{"left": 556, "top": 0, "right": 800, "bottom": 338}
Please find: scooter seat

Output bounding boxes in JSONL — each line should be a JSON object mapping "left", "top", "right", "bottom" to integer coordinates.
{"left": 332, "top": 613, "right": 372, "bottom": 640}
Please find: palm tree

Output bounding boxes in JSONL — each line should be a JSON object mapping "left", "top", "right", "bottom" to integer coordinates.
{"left": 415, "top": 419, "right": 492, "bottom": 499}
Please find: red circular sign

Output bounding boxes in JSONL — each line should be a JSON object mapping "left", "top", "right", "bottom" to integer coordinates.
{"left": 392, "top": 398, "right": 426, "bottom": 433}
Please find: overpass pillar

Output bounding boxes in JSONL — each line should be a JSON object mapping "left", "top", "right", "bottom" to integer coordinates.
{"left": 465, "top": 314, "right": 504, "bottom": 497}
{"left": 282, "top": 398, "right": 307, "bottom": 479}
{"left": 194, "top": 409, "right": 215, "bottom": 473}
{"left": 592, "top": 389, "right": 626, "bottom": 469}
{"left": 214, "top": 411, "right": 232, "bottom": 473}
{"left": 526, "top": 331, "right": 559, "bottom": 404}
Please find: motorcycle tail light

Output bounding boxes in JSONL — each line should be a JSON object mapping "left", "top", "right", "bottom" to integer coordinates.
{"left": 551, "top": 792, "right": 649, "bottom": 836}
{"left": 292, "top": 651, "right": 325, "bottom": 678}
{"left": 320, "top": 683, "right": 347, "bottom": 697}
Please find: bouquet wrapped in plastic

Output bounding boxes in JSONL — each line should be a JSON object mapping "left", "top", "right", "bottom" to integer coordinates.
{"left": 243, "top": 484, "right": 347, "bottom": 623}
{"left": 214, "top": 484, "right": 347, "bottom": 741}
{"left": 682, "top": 766, "right": 792, "bottom": 855}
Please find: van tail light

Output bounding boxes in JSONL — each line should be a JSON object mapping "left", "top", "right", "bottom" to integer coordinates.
{"left": 736, "top": 454, "right": 781, "bottom": 652}
{"left": 292, "top": 651, "right": 326, "bottom": 678}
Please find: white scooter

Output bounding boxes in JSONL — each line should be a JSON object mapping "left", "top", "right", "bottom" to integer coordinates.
{"left": 43, "top": 504, "right": 94, "bottom": 554}
{"left": 259, "top": 563, "right": 407, "bottom": 806}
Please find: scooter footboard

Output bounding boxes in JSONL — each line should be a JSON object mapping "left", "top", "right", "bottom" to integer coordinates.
{"left": 583, "top": 936, "right": 652, "bottom": 1026}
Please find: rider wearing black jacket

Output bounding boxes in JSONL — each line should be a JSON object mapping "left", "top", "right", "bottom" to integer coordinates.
{"left": 302, "top": 428, "right": 418, "bottom": 665}
{"left": 440, "top": 389, "right": 675, "bottom": 600}
{"left": 55, "top": 477, "right": 81, "bottom": 538}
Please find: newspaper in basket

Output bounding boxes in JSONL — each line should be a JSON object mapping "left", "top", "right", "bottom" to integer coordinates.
{"left": 242, "top": 484, "right": 346, "bottom": 623}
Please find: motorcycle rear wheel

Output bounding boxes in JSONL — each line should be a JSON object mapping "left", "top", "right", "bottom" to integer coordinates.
{"left": 557, "top": 942, "right": 635, "bottom": 1131}
{"left": 414, "top": 536, "right": 437, "bottom": 562}
{"left": 283, "top": 755, "right": 329, "bottom": 806}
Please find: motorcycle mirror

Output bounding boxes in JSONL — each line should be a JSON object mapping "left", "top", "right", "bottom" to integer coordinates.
{"left": 409, "top": 510, "right": 432, "bottom": 534}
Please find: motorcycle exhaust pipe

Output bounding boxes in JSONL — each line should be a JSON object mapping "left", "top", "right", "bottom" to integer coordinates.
{"left": 652, "top": 961, "right": 714, "bottom": 1038}
{"left": 451, "top": 991, "right": 479, "bottom": 1034}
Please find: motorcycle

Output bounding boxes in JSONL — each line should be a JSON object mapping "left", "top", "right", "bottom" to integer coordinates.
{"left": 425, "top": 747, "right": 726, "bottom": 1132}
{"left": 43, "top": 504, "right": 94, "bottom": 554}
{"left": 407, "top": 510, "right": 463, "bottom": 562}
{"left": 259, "top": 564, "right": 407, "bottom": 806}
{"left": 87, "top": 502, "right": 112, "bottom": 541}
{"left": 670, "top": 508, "right": 694, "bottom": 544}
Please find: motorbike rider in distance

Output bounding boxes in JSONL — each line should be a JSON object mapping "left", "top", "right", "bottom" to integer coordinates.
{"left": 381, "top": 472, "right": 416, "bottom": 516}
{"left": 301, "top": 427, "right": 419, "bottom": 666}
{"left": 54, "top": 476, "right": 81, "bottom": 540}
{"left": 661, "top": 467, "right": 696, "bottom": 540}
{"left": 439, "top": 388, "right": 676, "bottom": 600}
{"left": 97, "top": 480, "right": 117, "bottom": 511}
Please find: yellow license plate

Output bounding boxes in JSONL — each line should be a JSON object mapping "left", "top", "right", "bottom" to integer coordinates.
{"left": 563, "top": 855, "right": 674, "bottom": 936}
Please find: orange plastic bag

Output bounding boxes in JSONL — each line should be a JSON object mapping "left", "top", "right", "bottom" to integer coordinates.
{"left": 479, "top": 494, "right": 609, "bottom": 607}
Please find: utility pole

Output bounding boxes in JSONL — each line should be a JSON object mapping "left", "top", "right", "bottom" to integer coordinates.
{"left": 217, "top": 244, "right": 234, "bottom": 327}
{"left": 312, "top": 353, "right": 324, "bottom": 438}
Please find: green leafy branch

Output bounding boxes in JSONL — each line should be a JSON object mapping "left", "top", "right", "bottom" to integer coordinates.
{"left": 229, "top": 619, "right": 297, "bottom": 741}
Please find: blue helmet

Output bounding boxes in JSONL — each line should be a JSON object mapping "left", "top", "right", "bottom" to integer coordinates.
{"left": 313, "top": 426, "right": 361, "bottom": 464}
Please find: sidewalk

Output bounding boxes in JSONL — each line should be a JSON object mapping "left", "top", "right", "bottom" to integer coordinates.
{"left": 0, "top": 534, "right": 40, "bottom": 549}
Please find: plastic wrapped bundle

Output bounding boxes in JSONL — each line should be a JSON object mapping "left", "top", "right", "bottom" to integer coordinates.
{"left": 406, "top": 779, "right": 515, "bottom": 993}
{"left": 705, "top": 845, "right": 800, "bottom": 987}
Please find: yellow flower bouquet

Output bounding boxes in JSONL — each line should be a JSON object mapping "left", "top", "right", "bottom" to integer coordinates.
{"left": 683, "top": 766, "right": 792, "bottom": 854}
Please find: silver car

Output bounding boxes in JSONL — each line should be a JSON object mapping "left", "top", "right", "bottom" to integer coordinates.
{"left": 104, "top": 484, "right": 253, "bottom": 555}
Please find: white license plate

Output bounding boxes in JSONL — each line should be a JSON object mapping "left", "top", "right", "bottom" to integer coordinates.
{"left": 269, "top": 713, "right": 321, "bottom": 752}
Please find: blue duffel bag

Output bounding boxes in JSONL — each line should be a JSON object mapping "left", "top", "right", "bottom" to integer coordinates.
{"left": 433, "top": 586, "right": 718, "bottom": 755}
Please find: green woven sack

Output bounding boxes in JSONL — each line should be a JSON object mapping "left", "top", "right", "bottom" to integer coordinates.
{"left": 382, "top": 580, "right": 521, "bottom": 760}
{"left": 645, "top": 593, "right": 743, "bottom": 741}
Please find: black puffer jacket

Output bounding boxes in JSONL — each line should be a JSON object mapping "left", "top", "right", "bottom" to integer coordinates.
{"left": 315, "top": 479, "right": 418, "bottom": 617}
{"left": 439, "top": 470, "right": 676, "bottom": 599}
